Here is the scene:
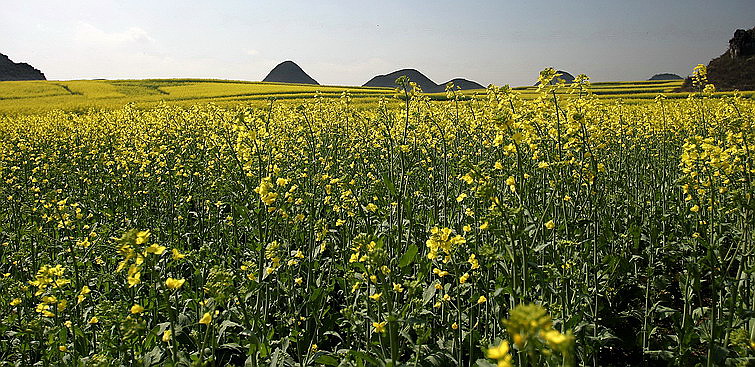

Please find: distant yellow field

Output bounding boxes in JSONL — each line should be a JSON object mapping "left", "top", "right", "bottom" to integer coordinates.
{"left": 429, "top": 79, "right": 755, "bottom": 104}
{"left": 1, "top": 78, "right": 752, "bottom": 114}
{"left": 0, "top": 79, "right": 395, "bottom": 114}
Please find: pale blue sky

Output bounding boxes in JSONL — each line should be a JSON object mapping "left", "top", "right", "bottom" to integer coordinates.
{"left": 2, "top": 1, "right": 753, "bottom": 86}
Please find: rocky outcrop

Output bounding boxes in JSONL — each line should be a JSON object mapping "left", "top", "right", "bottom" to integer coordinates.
{"left": 649, "top": 73, "right": 683, "bottom": 81}
{"left": 728, "top": 28, "right": 755, "bottom": 58}
{"left": 682, "top": 27, "right": 755, "bottom": 91}
{"left": 0, "top": 53, "right": 46, "bottom": 81}
{"left": 262, "top": 61, "right": 318, "bottom": 85}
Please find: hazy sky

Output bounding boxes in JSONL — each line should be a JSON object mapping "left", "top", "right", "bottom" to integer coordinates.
{"left": 2, "top": 1, "right": 753, "bottom": 86}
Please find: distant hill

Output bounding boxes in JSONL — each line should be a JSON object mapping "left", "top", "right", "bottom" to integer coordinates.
{"left": 443, "top": 78, "right": 485, "bottom": 90}
{"left": 649, "top": 73, "right": 683, "bottom": 81}
{"left": 263, "top": 61, "right": 318, "bottom": 85}
{"left": 363, "top": 69, "right": 483, "bottom": 93}
{"left": 534, "top": 70, "right": 575, "bottom": 86}
{"left": 682, "top": 27, "right": 755, "bottom": 91}
{"left": 364, "top": 69, "right": 443, "bottom": 92}
{"left": 0, "top": 53, "right": 45, "bottom": 81}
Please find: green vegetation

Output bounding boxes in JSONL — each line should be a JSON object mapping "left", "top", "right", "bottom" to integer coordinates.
{"left": 1, "top": 69, "right": 755, "bottom": 366}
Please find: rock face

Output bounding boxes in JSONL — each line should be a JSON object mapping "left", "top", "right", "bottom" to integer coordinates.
{"left": 262, "top": 61, "right": 318, "bottom": 85}
{"left": 442, "top": 78, "right": 485, "bottom": 90}
{"left": 535, "top": 70, "right": 575, "bottom": 86}
{"left": 0, "top": 53, "right": 46, "bottom": 81}
{"left": 729, "top": 28, "right": 755, "bottom": 58}
{"left": 364, "top": 69, "right": 483, "bottom": 92}
{"left": 649, "top": 73, "right": 683, "bottom": 81}
{"left": 682, "top": 27, "right": 755, "bottom": 91}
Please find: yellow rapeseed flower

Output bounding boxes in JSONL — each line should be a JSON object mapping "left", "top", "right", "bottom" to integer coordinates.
{"left": 468, "top": 254, "right": 480, "bottom": 269}
{"left": 162, "top": 329, "right": 172, "bottom": 342}
{"left": 135, "top": 230, "right": 150, "bottom": 245}
{"left": 477, "top": 295, "right": 487, "bottom": 304}
{"left": 372, "top": 321, "right": 387, "bottom": 333}
{"left": 130, "top": 304, "right": 144, "bottom": 314}
{"left": 171, "top": 248, "right": 186, "bottom": 260}
{"left": 165, "top": 277, "right": 185, "bottom": 289}
{"left": 199, "top": 312, "right": 212, "bottom": 325}
{"left": 486, "top": 340, "right": 512, "bottom": 367}
{"left": 145, "top": 244, "right": 166, "bottom": 255}
{"left": 127, "top": 271, "right": 141, "bottom": 288}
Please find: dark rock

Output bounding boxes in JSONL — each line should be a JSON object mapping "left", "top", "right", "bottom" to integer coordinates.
{"left": 729, "top": 28, "right": 755, "bottom": 58}
{"left": 649, "top": 73, "right": 683, "bottom": 81}
{"left": 0, "top": 53, "right": 46, "bottom": 81}
{"left": 534, "top": 70, "right": 575, "bottom": 86}
{"left": 262, "top": 61, "right": 318, "bottom": 85}
{"left": 363, "top": 69, "right": 444, "bottom": 92}
{"left": 442, "top": 78, "right": 485, "bottom": 90}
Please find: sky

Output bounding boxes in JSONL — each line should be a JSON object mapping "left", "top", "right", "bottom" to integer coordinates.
{"left": 2, "top": 0, "right": 754, "bottom": 86}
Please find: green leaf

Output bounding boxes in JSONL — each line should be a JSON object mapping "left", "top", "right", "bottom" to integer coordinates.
{"left": 218, "top": 320, "right": 241, "bottom": 337}
{"left": 314, "top": 354, "right": 339, "bottom": 366}
{"left": 143, "top": 346, "right": 164, "bottom": 366}
{"left": 398, "top": 244, "right": 418, "bottom": 268}
{"left": 346, "top": 350, "right": 380, "bottom": 366}
{"left": 475, "top": 359, "right": 497, "bottom": 367}
{"left": 423, "top": 283, "right": 437, "bottom": 305}
{"left": 382, "top": 173, "right": 397, "bottom": 196}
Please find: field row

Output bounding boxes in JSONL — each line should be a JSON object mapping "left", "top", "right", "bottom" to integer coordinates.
{"left": 3, "top": 77, "right": 754, "bottom": 115}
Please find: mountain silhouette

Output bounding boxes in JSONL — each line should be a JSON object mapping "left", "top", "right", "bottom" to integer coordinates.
{"left": 649, "top": 73, "right": 682, "bottom": 80}
{"left": 364, "top": 69, "right": 443, "bottom": 92}
{"left": 364, "top": 69, "right": 483, "bottom": 92}
{"left": 263, "top": 61, "right": 318, "bottom": 85}
{"left": 443, "top": 78, "right": 485, "bottom": 90}
{"left": 0, "top": 53, "right": 46, "bottom": 81}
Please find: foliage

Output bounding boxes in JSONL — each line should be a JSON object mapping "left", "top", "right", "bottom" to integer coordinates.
{"left": 0, "top": 68, "right": 754, "bottom": 366}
